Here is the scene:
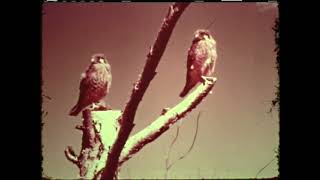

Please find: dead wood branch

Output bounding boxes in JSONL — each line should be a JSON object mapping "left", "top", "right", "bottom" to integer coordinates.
{"left": 118, "top": 79, "right": 215, "bottom": 166}
{"left": 65, "top": 110, "right": 121, "bottom": 180}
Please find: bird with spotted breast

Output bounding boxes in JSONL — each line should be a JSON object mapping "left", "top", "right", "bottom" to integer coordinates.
{"left": 69, "top": 53, "right": 112, "bottom": 116}
{"left": 179, "top": 29, "right": 217, "bottom": 98}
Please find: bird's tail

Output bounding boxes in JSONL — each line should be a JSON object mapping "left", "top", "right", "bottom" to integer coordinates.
{"left": 179, "top": 84, "right": 192, "bottom": 98}
{"left": 69, "top": 104, "right": 81, "bottom": 116}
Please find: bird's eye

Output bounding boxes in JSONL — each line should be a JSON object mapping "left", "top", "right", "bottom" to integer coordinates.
{"left": 99, "top": 58, "right": 104, "bottom": 63}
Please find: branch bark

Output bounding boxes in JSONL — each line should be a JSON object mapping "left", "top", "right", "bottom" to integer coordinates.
{"left": 65, "top": 110, "right": 122, "bottom": 180}
{"left": 66, "top": 77, "right": 215, "bottom": 179}
{"left": 118, "top": 78, "right": 216, "bottom": 167}
{"left": 100, "top": 3, "right": 190, "bottom": 179}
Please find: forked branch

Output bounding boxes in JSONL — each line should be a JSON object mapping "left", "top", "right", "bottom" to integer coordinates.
{"left": 118, "top": 78, "right": 216, "bottom": 166}
{"left": 100, "top": 3, "right": 190, "bottom": 179}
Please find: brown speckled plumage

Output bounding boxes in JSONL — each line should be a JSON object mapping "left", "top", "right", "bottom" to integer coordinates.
{"left": 180, "top": 29, "right": 217, "bottom": 97}
{"left": 69, "top": 54, "right": 112, "bottom": 116}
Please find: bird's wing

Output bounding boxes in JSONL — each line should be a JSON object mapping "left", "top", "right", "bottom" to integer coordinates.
{"left": 77, "top": 71, "right": 92, "bottom": 107}
{"left": 198, "top": 39, "right": 216, "bottom": 75}
{"left": 77, "top": 65, "right": 100, "bottom": 106}
{"left": 191, "top": 41, "right": 209, "bottom": 71}
{"left": 106, "top": 73, "right": 112, "bottom": 93}
{"left": 187, "top": 43, "right": 197, "bottom": 70}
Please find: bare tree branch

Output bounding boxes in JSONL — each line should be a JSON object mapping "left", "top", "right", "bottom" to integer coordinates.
{"left": 75, "top": 125, "right": 84, "bottom": 131}
{"left": 100, "top": 3, "right": 190, "bottom": 179}
{"left": 68, "top": 78, "right": 214, "bottom": 179}
{"left": 64, "top": 146, "right": 79, "bottom": 165}
{"left": 64, "top": 110, "right": 122, "bottom": 180}
{"left": 43, "top": 94, "right": 52, "bottom": 100}
{"left": 118, "top": 79, "right": 215, "bottom": 166}
{"left": 81, "top": 110, "right": 96, "bottom": 149}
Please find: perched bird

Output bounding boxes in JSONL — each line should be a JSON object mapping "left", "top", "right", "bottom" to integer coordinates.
{"left": 69, "top": 54, "right": 112, "bottom": 116}
{"left": 179, "top": 29, "right": 217, "bottom": 98}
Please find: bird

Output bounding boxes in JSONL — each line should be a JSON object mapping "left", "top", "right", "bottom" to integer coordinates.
{"left": 69, "top": 53, "right": 112, "bottom": 116}
{"left": 179, "top": 29, "right": 217, "bottom": 98}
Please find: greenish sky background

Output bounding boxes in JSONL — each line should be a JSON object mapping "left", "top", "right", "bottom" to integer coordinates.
{"left": 42, "top": 2, "right": 279, "bottom": 179}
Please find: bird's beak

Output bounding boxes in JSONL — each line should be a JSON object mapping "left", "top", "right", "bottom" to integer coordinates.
{"left": 91, "top": 58, "right": 95, "bottom": 62}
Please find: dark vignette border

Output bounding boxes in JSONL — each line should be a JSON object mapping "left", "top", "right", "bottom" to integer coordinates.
{"left": 37, "top": 1, "right": 295, "bottom": 180}
{"left": 5, "top": 0, "right": 43, "bottom": 179}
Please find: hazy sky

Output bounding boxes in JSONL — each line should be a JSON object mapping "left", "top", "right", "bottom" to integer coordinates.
{"left": 42, "top": 2, "right": 279, "bottom": 179}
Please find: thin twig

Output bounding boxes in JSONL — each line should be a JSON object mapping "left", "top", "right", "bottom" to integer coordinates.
{"left": 165, "top": 111, "right": 202, "bottom": 178}
{"left": 164, "top": 124, "right": 180, "bottom": 179}
{"left": 43, "top": 94, "right": 52, "bottom": 100}
{"left": 170, "top": 111, "right": 201, "bottom": 167}
{"left": 64, "top": 146, "right": 78, "bottom": 165}
{"left": 205, "top": 20, "right": 215, "bottom": 30}
{"left": 255, "top": 157, "right": 276, "bottom": 178}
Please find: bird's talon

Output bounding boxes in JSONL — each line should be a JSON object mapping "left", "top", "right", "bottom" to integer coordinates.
{"left": 89, "top": 103, "right": 100, "bottom": 110}
{"left": 201, "top": 76, "right": 207, "bottom": 84}
{"left": 207, "top": 77, "right": 213, "bottom": 82}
